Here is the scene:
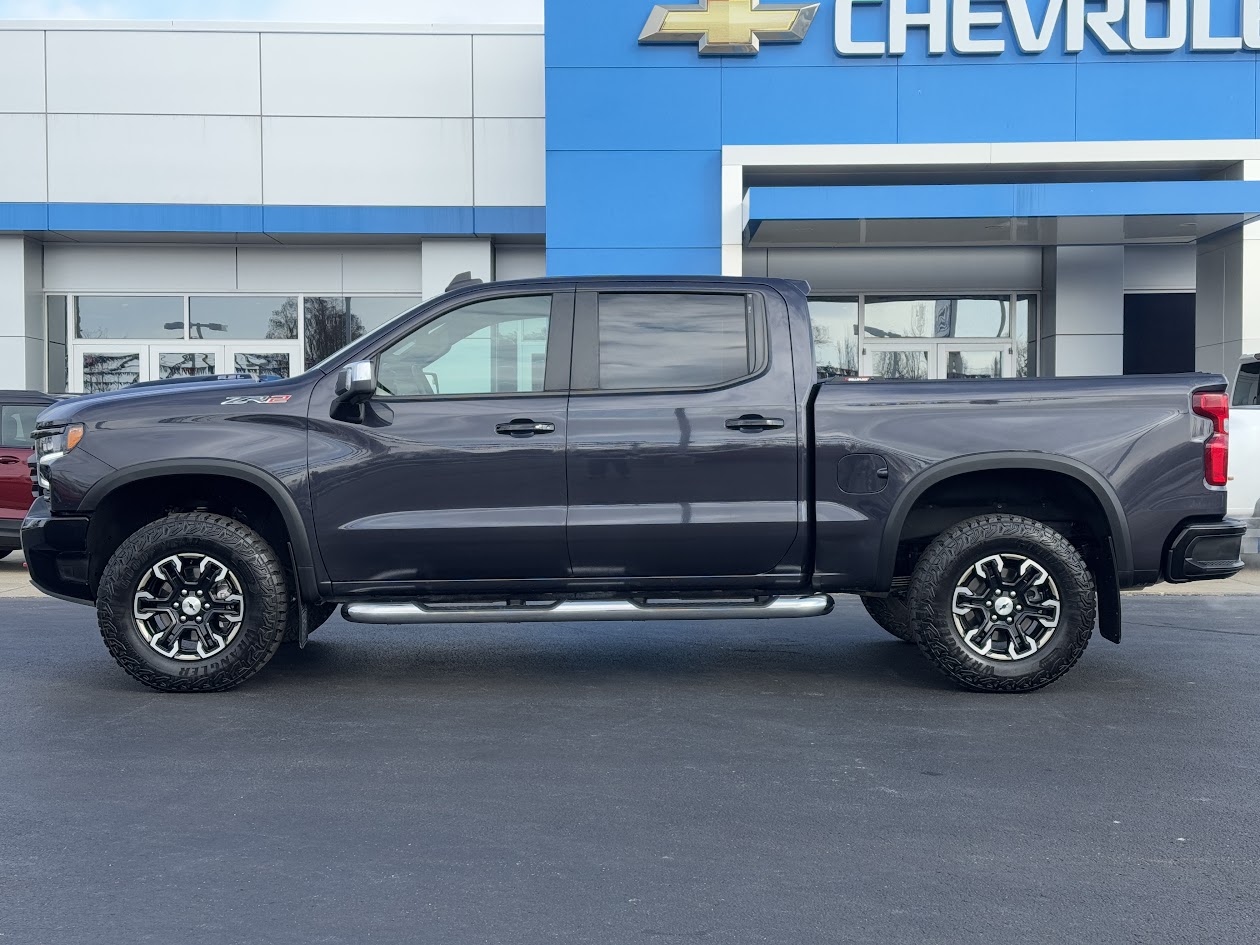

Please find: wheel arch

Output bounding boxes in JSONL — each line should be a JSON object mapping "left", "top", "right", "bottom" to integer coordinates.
{"left": 878, "top": 452, "right": 1132, "bottom": 591}
{"left": 79, "top": 459, "right": 323, "bottom": 602}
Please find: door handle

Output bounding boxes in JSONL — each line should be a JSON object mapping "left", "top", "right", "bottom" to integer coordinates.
{"left": 725, "top": 415, "right": 785, "bottom": 433}
{"left": 496, "top": 419, "right": 556, "bottom": 437}
{"left": 0, "top": 456, "right": 19, "bottom": 465}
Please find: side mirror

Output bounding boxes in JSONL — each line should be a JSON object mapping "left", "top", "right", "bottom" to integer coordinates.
{"left": 334, "top": 360, "right": 377, "bottom": 406}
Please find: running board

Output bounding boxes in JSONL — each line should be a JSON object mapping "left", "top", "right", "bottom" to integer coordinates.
{"left": 341, "top": 595, "right": 833, "bottom": 625}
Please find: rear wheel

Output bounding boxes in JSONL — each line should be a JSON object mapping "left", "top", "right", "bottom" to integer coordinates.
{"left": 861, "top": 594, "right": 916, "bottom": 643}
{"left": 96, "top": 512, "right": 288, "bottom": 693}
{"left": 908, "top": 514, "right": 1095, "bottom": 693}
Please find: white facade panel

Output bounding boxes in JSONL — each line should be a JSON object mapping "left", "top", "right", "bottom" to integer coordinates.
{"left": 342, "top": 248, "right": 424, "bottom": 294}
{"left": 473, "top": 34, "right": 545, "bottom": 118}
{"left": 263, "top": 117, "right": 472, "bottom": 206}
{"left": 1125, "top": 245, "right": 1197, "bottom": 293}
{"left": 47, "top": 114, "right": 263, "bottom": 204}
{"left": 1047, "top": 334, "right": 1125, "bottom": 376}
{"left": 236, "top": 247, "right": 345, "bottom": 294}
{"left": 421, "top": 239, "right": 491, "bottom": 299}
{"left": 1051, "top": 246, "right": 1125, "bottom": 336}
{"left": 44, "top": 245, "right": 238, "bottom": 291}
{"left": 261, "top": 33, "right": 471, "bottom": 118}
{"left": 46, "top": 31, "right": 261, "bottom": 115}
{"left": 474, "top": 119, "right": 546, "bottom": 206}
{"left": 494, "top": 245, "right": 546, "bottom": 281}
{"left": 0, "top": 31, "right": 46, "bottom": 112}
{"left": 0, "top": 115, "right": 48, "bottom": 202}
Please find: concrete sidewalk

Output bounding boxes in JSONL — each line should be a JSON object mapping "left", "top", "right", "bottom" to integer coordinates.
{"left": 5, "top": 550, "right": 1260, "bottom": 599}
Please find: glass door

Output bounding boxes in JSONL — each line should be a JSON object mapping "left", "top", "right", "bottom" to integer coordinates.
{"left": 938, "top": 344, "right": 1011, "bottom": 379}
{"left": 224, "top": 345, "right": 299, "bottom": 380}
{"left": 864, "top": 344, "right": 931, "bottom": 380}
{"left": 149, "top": 345, "right": 223, "bottom": 382}
{"left": 77, "top": 345, "right": 145, "bottom": 393}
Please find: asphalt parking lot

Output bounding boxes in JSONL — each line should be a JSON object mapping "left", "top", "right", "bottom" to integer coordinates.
{"left": 2, "top": 593, "right": 1258, "bottom": 945}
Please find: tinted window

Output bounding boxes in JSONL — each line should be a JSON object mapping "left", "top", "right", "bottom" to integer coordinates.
{"left": 865, "top": 296, "right": 1011, "bottom": 339}
{"left": 809, "top": 298, "right": 859, "bottom": 379}
{"left": 188, "top": 297, "right": 298, "bottom": 340}
{"left": 1235, "top": 362, "right": 1260, "bottom": 407}
{"left": 377, "top": 295, "right": 551, "bottom": 397}
{"left": 75, "top": 297, "right": 183, "bottom": 340}
{"left": 1, "top": 405, "right": 43, "bottom": 448}
{"left": 596, "top": 293, "right": 754, "bottom": 390}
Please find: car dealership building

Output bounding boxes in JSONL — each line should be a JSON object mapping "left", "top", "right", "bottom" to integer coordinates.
{"left": 3, "top": 0, "right": 1260, "bottom": 392}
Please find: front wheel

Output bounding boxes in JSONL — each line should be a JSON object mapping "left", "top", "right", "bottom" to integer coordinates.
{"left": 96, "top": 512, "right": 289, "bottom": 693}
{"left": 908, "top": 514, "right": 1095, "bottom": 693}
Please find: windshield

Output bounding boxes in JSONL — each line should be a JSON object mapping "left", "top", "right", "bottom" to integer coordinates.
{"left": 307, "top": 300, "right": 431, "bottom": 375}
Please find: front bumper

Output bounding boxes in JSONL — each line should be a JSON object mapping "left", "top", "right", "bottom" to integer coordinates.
{"left": 21, "top": 496, "right": 93, "bottom": 604}
{"left": 1165, "top": 519, "right": 1247, "bottom": 583}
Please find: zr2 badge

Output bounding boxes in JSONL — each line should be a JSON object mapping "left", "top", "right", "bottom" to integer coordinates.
{"left": 222, "top": 395, "right": 292, "bottom": 405}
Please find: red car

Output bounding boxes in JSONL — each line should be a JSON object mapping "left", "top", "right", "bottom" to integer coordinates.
{"left": 1, "top": 391, "right": 56, "bottom": 559}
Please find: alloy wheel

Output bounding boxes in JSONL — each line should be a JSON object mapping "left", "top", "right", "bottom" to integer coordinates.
{"left": 950, "top": 553, "right": 1061, "bottom": 661}
{"left": 132, "top": 553, "right": 245, "bottom": 661}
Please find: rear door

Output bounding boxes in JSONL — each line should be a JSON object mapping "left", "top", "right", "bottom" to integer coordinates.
{"left": 565, "top": 285, "right": 804, "bottom": 583}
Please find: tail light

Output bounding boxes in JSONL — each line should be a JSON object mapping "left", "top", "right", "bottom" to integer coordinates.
{"left": 1192, "top": 391, "right": 1229, "bottom": 488}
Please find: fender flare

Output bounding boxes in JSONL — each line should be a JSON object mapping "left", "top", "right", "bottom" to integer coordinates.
{"left": 878, "top": 452, "right": 1133, "bottom": 589}
{"left": 79, "top": 459, "right": 324, "bottom": 602}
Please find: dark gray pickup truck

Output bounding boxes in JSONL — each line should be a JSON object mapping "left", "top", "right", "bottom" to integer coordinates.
{"left": 22, "top": 276, "right": 1243, "bottom": 694}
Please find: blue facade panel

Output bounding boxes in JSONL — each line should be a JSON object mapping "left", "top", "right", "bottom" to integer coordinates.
{"left": 545, "top": 0, "right": 1260, "bottom": 277}
{"left": 897, "top": 64, "right": 1077, "bottom": 143}
{"left": 546, "top": 149, "right": 722, "bottom": 249}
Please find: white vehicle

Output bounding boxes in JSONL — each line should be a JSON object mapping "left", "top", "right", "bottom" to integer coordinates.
{"left": 1230, "top": 356, "right": 1260, "bottom": 555}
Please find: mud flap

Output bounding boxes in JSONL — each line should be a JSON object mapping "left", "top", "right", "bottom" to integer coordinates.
{"left": 288, "top": 542, "right": 310, "bottom": 649}
{"left": 1096, "top": 536, "right": 1122, "bottom": 644}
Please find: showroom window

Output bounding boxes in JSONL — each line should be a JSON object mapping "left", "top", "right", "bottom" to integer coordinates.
{"left": 55, "top": 293, "right": 423, "bottom": 394}
{"left": 810, "top": 294, "right": 1039, "bottom": 381}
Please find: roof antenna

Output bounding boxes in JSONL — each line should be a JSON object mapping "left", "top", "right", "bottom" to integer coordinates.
{"left": 446, "top": 271, "right": 484, "bottom": 292}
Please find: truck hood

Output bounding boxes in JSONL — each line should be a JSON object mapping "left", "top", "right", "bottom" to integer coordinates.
{"left": 36, "top": 376, "right": 287, "bottom": 426}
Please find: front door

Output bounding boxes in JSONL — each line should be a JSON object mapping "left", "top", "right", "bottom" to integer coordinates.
{"left": 565, "top": 287, "right": 803, "bottom": 582}
{"left": 308, "top": 290, "right": 573, "bottom": 586}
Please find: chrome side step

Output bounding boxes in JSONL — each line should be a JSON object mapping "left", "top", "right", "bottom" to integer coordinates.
{"left": 342, "top": 595, "right": 833, "bottom": 625}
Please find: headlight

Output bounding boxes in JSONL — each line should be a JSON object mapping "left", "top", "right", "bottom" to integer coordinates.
{"left": 33, "top": 423, "right": 84, "bottom": 492}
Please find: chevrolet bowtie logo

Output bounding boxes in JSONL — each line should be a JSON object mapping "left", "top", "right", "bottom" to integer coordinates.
{"left": 639, "top": 0, "right": 820, "bottom": 55}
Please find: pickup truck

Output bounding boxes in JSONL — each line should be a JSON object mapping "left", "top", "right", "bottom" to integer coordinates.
{"left": 22, "top": 275, "right": 1245, "bottom": 694}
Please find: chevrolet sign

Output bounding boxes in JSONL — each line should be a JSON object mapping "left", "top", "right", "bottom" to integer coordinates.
{"left": 641, "top": 0, "right": 1260, "bottom": 56}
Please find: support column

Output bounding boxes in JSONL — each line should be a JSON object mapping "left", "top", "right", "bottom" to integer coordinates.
{"left": 1196, "top": 161, "right": 1260, "bottom": 379}
{"left": 0, "top": 237, "right": 44, "bottom": 390}
{"left": 1040, "top": 245, "right": 1124, "bottom": 377}
{"left": 420, "top": 239, "right": 492, "bottom": 300}
{"left": 721, "top": 163, "right": 745, "bottom": 277}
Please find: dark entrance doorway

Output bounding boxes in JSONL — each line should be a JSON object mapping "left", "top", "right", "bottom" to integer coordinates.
{"left": 1123, "top": 293, "right": 1195, "bottom": 375}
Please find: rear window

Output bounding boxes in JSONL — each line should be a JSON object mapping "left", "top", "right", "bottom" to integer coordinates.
{"left": 1234, "top": 362, "right": 1260, "bottom": 406}
{"left": 1, "top": 405, "right": 43, "bottom": 448}
{"left": 594, "top": 293, "right": 761, "bottom": 391}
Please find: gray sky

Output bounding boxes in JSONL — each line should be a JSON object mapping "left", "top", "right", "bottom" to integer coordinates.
{"left": 0, "top": 0, "right": 543, "bottom": 23}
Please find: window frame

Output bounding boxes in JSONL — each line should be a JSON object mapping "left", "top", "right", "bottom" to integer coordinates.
{"left": 369, "top": 290, "right": 574, "bottom": 402}
{"left": 570, "top": 288, "right": 770, "bottom": 395}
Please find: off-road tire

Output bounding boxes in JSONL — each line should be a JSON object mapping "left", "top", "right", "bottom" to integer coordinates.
{"left": 97, "top": 512, "right": 288, "bottom": 693}
{"left": 861, "top": 594, "right": 916, "bottom": 643}
{"left": 281, "top": 602, "right": 338, "bottom": 644}
{"left": 908, "top": 514, "right": 1095, "bottom": 693}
